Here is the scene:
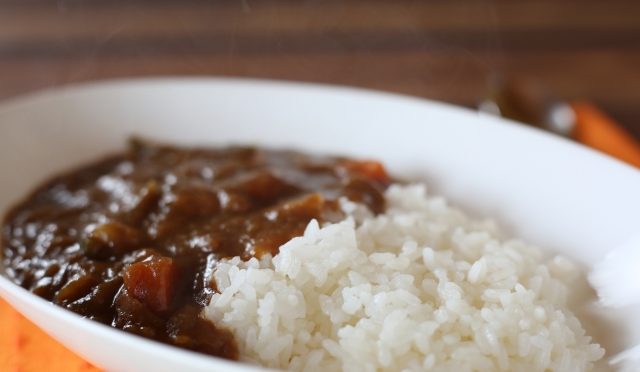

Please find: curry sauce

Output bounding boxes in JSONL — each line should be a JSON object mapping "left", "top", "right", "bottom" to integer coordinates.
{"left": 1, "top": 140, "right": 390, "bottom": 358}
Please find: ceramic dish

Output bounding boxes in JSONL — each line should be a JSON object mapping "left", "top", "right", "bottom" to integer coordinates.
{"left": 0, "top": 78, "right": 639, "bottom": 371}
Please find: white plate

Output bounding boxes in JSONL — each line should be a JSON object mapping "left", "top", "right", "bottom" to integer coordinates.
{"left": 0, "top": 78, "right": 638, "bottom": 371}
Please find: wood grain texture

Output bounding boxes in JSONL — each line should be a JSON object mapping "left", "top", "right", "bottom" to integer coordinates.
{"left": 0, "top": 0, "right": 638, "bottom": 135}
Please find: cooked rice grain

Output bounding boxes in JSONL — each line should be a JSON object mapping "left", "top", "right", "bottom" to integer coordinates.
{"left": 204, "top": 184, "right": 604, "bottom": 371}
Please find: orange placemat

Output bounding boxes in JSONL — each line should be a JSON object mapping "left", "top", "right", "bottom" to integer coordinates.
{"left": 1, "top": 102, "right": 639, "bottom": 372}
{"left": 0, "top": 297, "right": 100, "bottom": 372}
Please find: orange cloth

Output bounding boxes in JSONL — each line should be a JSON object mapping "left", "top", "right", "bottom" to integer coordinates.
{"left": 1, "top": 103, "right": 639, "bottom": 371}
{"left": 0, "top": 297, "right": 100, "bottom": 372}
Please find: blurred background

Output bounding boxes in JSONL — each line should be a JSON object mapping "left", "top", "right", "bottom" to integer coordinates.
{"left": 0, "top": 0, "right": 639, "bottom": 136}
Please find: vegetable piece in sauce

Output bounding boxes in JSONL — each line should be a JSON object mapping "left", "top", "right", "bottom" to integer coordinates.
{"left": 123, "top": 256, "right": 177, "bottom": 314}
{"left": 83, "top": 222, "right": 144, "bottom": 259}
{"left": 340, "top": 160, "right": 391, "bottom": 184}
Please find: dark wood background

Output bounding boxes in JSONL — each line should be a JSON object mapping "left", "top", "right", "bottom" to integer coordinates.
{"left": 1, "top": 0, "right": 639, "bottom": 136}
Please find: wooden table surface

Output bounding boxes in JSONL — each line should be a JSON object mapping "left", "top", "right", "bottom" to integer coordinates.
{"left": 1, "top": 0, "right": 639, "bottom": 136}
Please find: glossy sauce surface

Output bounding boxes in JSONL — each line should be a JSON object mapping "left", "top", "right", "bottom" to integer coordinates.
{"left": 1, "top": 140, "right": 390, "bottom": 358}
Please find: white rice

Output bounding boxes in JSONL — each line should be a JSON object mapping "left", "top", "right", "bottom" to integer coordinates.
{"left": 204, "top": 184, "right": 604, "bottom": 371}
